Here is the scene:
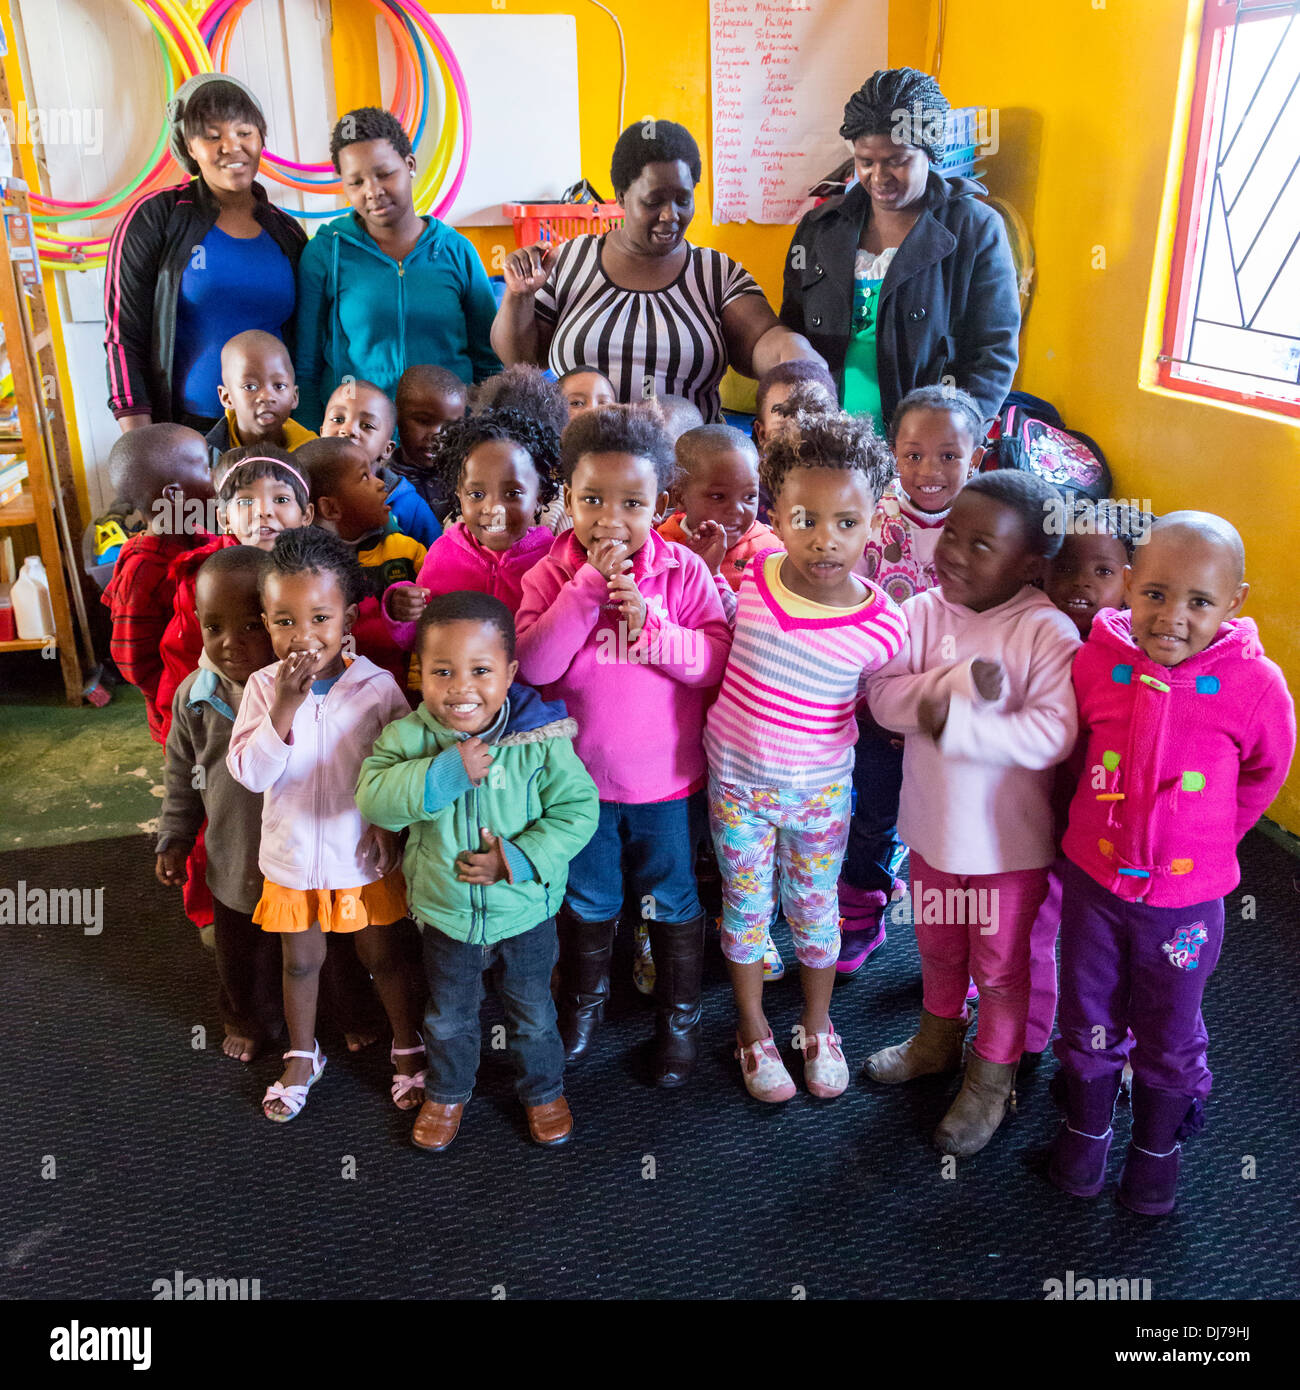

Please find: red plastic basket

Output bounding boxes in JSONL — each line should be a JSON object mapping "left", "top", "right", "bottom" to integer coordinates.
{"left": 503, "top": 202, "right": 625, "bottom": 249}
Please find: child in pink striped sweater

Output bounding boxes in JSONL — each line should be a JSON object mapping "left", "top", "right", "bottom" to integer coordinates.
{"left": 704, "top": 407, "right": 905, "bottom": 1104}
{"left": 864, "top": 471, "right": 1081, "bottom": 1158}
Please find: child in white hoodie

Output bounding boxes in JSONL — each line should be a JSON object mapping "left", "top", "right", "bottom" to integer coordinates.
{"left": 865, "top": 471, "right": 1081, "bottom": 1157}
{"left": 228, "top": 527, "right": 424, "bottom": 1123}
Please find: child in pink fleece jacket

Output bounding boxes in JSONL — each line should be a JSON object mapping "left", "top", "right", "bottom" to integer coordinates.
{"left": 865, "top": 471, "right": 1080, "bottom": 1158}
{"left": 1048, "top": 512, "right": 1295, "bottom": 1218}
{"left": 228, "top": 527, "right": 425, "bottom": 1125}
{"left": 383, "top": 410, "right": 561, "bottom": 648}
{"left": 516, "top": 405, "right": 730, "bottom": 1090}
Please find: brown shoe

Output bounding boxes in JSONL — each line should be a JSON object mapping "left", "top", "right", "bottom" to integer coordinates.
{"left": 412, "top": 1100, "right": 463, "bottom": 1151}
{"left": 863, "top": 1008, "right": 970, "bottom": 1084}
{"left": 526, "top": 1096, "right": 573, "bottom": 1146}
{"left": 933, "top": 1054, "right": 1018, "bottom": 1157}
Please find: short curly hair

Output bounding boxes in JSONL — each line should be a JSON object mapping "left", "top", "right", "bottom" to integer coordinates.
{"left": 760, "top": 406, "right": 894, "bottom": 507}
{"left": 471, "top": 365, "right": 569, "bottom": 437}
{"left": 427, "top": 409, "right": 561, "bottom": 514}
{"left": 839, "top": 67, "right": 950, "bottom": 161}
{"left": 610, "top": 119, "right": 702, "bottom": 197}
{"left": 559, "top": 403, "right": 677, "bottom": 491}
{"left": 330, "top": 107, "right": 411, "bottom": 171}
{"left": 259, "top": 525, "right": 367, "bottom": 609}
{"left": 889, "top": 384, "right": 986, "bottom": 449}
{"left": 417, "top": 590, "right": 516, "bottom": 664}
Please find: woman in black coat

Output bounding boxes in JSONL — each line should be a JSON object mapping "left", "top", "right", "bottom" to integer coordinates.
{"left": 104, "top": 74, "right": 306, "bottom": 434}
{"left": 781, "top": 68, "right": 1019, "bottom": 434}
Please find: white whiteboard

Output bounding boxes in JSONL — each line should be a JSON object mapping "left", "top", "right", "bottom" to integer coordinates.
{"left": 381, "top": 14, "right": 582, "bottom": 228}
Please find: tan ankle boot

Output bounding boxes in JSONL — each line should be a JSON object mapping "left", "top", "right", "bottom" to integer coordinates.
{"left": 863, "top": 1009, "right": 970, "bottom": 1084}
{"left": 933, "top": 1053, "right": 1018, "bottom": 1156}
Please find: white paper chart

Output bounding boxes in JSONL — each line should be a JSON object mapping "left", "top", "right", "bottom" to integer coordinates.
{"left": 710, "top": 0, "right": 888, "bottom": 225}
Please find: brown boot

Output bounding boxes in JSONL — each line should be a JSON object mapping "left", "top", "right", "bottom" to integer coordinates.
{"left": 933, "top": 1053, "right": 1017, "bottom": 1157}
{"left": 526, "top": 1096, "right": 573, "bottom": 1146}
{"left": 863, "top": 1009, "right": 970, "bottom": 1084}
{"left": 412, "top": 1101, "right": 464, "bottom": 1152}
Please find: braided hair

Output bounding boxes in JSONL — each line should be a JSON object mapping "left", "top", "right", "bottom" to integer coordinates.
{"left": 427, "top": 408, "right": 561, "bottom": 515}
{"left": 839, "top": 67, "right": 950, "bottom": 161}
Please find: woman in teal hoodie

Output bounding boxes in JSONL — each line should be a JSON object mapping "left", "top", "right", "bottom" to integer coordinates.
{"left": 294, "top": 107, "right": 500, "bottom": 431}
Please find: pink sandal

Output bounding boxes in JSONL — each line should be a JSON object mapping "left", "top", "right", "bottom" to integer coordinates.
{"left": 735, "top": 1030, "right": 797, "bottom": 1103}
{"left": 390, "top": 1041, "right": 427, "bottom": 1110}
{"left": 262, "top": 1041, "right": 326, "bottom": 1123}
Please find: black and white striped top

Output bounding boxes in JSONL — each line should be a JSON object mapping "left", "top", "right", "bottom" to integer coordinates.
{"left": 533, "top": 235, "right": 764, "bottom": 422}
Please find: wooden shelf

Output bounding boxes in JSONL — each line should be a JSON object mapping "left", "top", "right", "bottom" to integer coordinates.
{"left": 0, "top": 636, "right": 47, "bottom": 651}
{"left": 0, "top": 489, "right": 34, "bottom": 528}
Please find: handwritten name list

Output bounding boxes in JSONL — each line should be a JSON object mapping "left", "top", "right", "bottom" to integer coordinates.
{"left": 710, "top": 0, "right": 887, "bottom": 225}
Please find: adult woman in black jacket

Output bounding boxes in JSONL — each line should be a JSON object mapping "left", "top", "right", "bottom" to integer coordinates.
{"left": 104, "top": 74, "right": 306, "bottom": 434}
{"left": 781, "top": 68, "right": 1019, "bottom": 434}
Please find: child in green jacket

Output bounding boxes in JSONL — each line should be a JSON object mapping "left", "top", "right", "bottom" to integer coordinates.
{"left": 356, "top": 591, "right": 599, "bottom": 1152}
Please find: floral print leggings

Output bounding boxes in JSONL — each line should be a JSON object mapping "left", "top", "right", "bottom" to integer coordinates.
{"left": 708, "top": 777, "right": 851, "bottom": 969}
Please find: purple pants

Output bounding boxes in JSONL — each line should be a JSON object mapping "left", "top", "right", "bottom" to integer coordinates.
{"left": 1053, "top": 859, "right": 1224, "bottom": 1099}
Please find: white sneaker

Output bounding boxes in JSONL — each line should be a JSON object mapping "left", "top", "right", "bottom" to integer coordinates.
{"left": 800, "top": 1023, "right": 849, "bottom": 1098}
{"left": 735, "top": 1030, "right": 796, "bottom": 1103}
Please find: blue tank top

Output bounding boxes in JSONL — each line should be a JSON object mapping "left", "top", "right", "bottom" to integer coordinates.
{"left": 173, "top": 224, "right": 296, "bottom": 418}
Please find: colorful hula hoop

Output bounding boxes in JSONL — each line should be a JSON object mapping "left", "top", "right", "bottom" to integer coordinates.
{"left": 27, "top": 0, "right": 471, "bottom": 269}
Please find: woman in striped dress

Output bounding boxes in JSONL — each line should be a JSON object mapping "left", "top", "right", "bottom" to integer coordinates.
{"left": 491, "top": 121, "right": 824, "bottom": 422}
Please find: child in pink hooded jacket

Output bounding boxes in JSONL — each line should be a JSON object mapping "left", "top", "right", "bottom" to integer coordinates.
{"left": 383, "top": 411, "right": 561, "bottom": 646}
{"left": 516, "top": 405, "right": 730, "bottom": 1091}
{"left": 228, "top": 527, "right": 425, "bottom": 1125}
{"left": 1048, "top": 512, "right": 1295, "bottom": 1218}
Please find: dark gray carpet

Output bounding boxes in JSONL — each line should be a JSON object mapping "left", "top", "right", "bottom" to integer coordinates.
{"left": 1, "top": 830, "right": 1297, "bottom": 1300}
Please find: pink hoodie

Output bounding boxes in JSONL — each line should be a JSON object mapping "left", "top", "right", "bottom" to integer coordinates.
{"left": 868, "top": 585, "right": 1081, "bottom": 875}
{"left": 516, "top": 529, "right": 731, "bottom": 802}
{"left": 1062, "top": 608, "right": 1295, "bottom": 908}
{"left": 385, "top": 522, "right": 555, "bottom": 650}
{"left": 227, "top": 654, "right": 412, "bottom": 890}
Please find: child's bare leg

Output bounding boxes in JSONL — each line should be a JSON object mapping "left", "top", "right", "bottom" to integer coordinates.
{"left": 729, "top": 958, "right": 769, "bottom": 1046}
{"left": 266, "top": 924, "right": 326, "bottom": 1117}
{"left": 354, "top": 922, "right": 425, "bottom": 1104}
{"left": 799, "top": 962, "right": 835, "bottom": 1038}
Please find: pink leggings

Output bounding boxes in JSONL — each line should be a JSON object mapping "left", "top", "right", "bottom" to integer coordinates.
{"left": 1024, "top": 865, "right": 1063, "bottom": 1054}
{"left": 909, "top": 849, "right": 1050, "bottom": 1066}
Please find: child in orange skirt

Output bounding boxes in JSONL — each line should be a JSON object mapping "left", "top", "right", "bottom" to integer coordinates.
{"left": 228, "top": 526, "right": 424, "bottom": 1122}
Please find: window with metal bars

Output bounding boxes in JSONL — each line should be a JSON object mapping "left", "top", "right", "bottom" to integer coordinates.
{"left": 1159, "top": 0, "right": 1300, "bottom": 419}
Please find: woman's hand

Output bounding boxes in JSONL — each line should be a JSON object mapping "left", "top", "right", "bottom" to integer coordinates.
{"left": 386, "top": 584, "right": 428, "bottom": 624}
{"left": 501, "top": 243, "right": 557, "bottom": 298}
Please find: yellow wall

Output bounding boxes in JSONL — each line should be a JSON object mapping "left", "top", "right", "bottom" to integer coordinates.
{"left": 889, "top": 0, "right": 1300, "bottom": 832}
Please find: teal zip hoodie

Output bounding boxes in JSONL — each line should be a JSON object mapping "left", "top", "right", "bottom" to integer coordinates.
{"left": 293, "top": 211, "right": 500, "bottom": 430}
{"left": 355, "top": 683, "right": 598, "bottom": 944}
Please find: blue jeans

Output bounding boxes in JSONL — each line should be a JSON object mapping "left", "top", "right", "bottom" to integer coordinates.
{"left": 419, "top": 918, "right": 564, "bottom": 1107}
{"left": 565, "top": 795, "right": 702, "bottom": 924}
{"left": 842, "top": 719, "right": 907, "bottom": 894}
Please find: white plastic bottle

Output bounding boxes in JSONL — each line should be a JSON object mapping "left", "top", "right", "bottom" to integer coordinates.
{"left": 12, "top": 554, "right": 54, "bottom": 639}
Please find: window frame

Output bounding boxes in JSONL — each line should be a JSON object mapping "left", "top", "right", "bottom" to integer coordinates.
{"left": 1158, "top": 0, "right": 1300, "bottom": 420}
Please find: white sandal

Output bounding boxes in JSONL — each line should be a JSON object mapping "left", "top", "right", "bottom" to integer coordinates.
{"left": 800, "top": 1022, "right": 849, "bottom": 1098}
{"left": 262, "top": 1041, "right": 326, "bottom": 1122}
{"left": 390, "top": 1041, "right": 427, "bottom": 1110}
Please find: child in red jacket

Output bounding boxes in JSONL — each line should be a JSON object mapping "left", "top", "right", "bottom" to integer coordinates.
{"left": 1049, "top": 512, "right": 1295, "bottom": 1216}
{"left": 101, "top": 424, "right": 214, "bottom": 743}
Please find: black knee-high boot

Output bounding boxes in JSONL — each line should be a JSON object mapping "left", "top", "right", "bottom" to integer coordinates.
{"left": 647, "top": 914, "right": 705, "bottom": 1088}
{"left": 557, "top": 907, "right": 618, "bottom": 1065}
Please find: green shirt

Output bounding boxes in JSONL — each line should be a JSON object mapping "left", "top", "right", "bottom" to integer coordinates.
{"left": 840, "top": 246, "right": 899, "bottom": 437}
